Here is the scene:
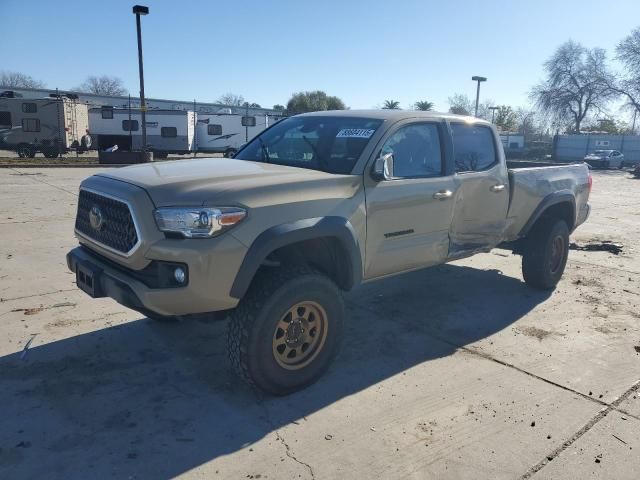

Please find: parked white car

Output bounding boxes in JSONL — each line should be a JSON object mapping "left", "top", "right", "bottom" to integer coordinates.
{"left": 584, "top": 150, "right": 624, "bottom": 169}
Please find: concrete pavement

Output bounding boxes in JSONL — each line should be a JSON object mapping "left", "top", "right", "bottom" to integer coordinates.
{"left": 0, "top": 166, "right": 638, "bottom": 479}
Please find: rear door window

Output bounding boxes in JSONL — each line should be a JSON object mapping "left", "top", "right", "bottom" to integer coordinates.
{"left": 451, "top": 123, "right": 497, "bottom": 173}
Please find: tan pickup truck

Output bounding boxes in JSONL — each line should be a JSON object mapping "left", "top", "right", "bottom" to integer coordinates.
{"left": 67, "top": 110, "right": 591, "bottom": 394}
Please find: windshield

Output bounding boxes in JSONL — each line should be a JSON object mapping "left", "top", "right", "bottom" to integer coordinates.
{"left": 234, "top": 116, "right": 383, "bottom": 174}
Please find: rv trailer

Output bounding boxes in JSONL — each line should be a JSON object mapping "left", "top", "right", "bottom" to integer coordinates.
{"left": 0, "top": 96, "right": 90, "bottom": 158}
{"left": 195, "top": 113, "right": 282, "bottom": 157}
{"left": 88, "top": 107, "right": 196, "bottom": 158}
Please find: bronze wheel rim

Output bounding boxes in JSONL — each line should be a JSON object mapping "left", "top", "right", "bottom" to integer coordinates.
{"left": 549, "top": 235, "right": 565, "bottom": 274}
{"left": 272, "top": 301, "right": 328, "bottom": 370}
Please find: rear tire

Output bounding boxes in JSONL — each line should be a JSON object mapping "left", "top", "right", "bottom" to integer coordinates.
{"left": 224, "top": 148, "right": 237, "bottom": 158}
{"left": 522, "top": 218, "right": 570, "bottom": 290}
{"left": 227, "top": 266, "right": 344, "bottom": 395}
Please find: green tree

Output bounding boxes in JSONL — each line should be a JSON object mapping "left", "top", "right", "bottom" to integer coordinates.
{"left": 583, "top": 118, "right": 630, "bottom": 134}
{"left": 286, "top": 90, "right": 346, "bottom": 114}
{"left": 414, "top": 100, "right": 434, "bottom": 111}
{"left": 494, "top": 105, "right": 518, "bottom": 131}
{"left": 382, "top": 100, "right": 401, "bottom": 109}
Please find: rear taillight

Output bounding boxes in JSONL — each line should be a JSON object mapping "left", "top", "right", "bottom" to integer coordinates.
{"left": 588, "top": 174, "right": 593, "bottom": 192}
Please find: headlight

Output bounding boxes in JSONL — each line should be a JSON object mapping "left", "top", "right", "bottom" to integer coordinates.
{"left": 154, "top": 207, "right": 246, "bottom": 238}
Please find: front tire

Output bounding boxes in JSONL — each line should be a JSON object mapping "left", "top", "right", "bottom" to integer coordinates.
{"left": 522, "top": 218, "right": 570, "bottom": 290}
{"left": 227, "top": 267, "right": 344, "bottom": 395}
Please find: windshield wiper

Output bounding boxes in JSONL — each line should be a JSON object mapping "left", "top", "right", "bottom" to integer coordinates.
{"left": 257, "top": 137, "right": 270, "bottom": 163}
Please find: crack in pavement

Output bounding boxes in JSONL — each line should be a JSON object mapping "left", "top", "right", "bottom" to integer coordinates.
{"left": 0, "top": 288, "right": 77, "bottom": 303}
{"left": 0, "top": 217, "right": 74, "bottom": 225}
{"left": 519, "top": 380, "right": 640, "bottom": 479}
{"left": 8, "top": 167, "right": 79, "bottom": 197}
{"left": 275, "top": 430, "right": 316, "bottom": 480}
{"left": 349, "top": 299, "right": 640, "bottom": 422}
{"left": 255, "top": 392, "right": 315, "bottom": 479}
{"left": 569, "top": 258, "right": 640, "bottom": 276}
{"left": 459, "top": 345, "right": 640, "bottom": 422}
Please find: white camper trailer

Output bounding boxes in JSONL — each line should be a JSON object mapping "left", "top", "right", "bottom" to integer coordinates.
{"left": 88, "top": 107, "right": 196, "bottom": 157}
{"left": 0, "top": 96, "right": 90, "bottom": 158}
{"left": 195, "top": 113, "right": 281, "bottom": 157}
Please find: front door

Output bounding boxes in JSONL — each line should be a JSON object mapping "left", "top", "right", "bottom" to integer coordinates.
{"left": 448, "top": 122, "right": 509, "bottom": 256}
{"left": 364, "top": 121, "right": 457, "bottom": 279}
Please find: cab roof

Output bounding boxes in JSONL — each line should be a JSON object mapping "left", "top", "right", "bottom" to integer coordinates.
{"left": 295, "top": 109, "right": 490, "bottom": 124}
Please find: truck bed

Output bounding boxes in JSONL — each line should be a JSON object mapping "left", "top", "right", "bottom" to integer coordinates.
{"left": 502, "top": 162, "right": 590, "bottom": 241}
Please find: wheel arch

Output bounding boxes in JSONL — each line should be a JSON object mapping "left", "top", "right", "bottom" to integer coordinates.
{"left": 230, "top": 217, "right": 362, "bottom": 299}
{"left": 519, "top": 191, "right": 576, "bottom": 237}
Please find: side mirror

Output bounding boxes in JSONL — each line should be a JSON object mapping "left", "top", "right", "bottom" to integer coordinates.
{"left": 372, "top": 152, "right": 394, "bottom": 181}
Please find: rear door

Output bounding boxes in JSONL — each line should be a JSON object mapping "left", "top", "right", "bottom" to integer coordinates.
{"left": 363, "top": 121, "right": 457, "bottom": 279}
{"left": 448, "top": 122, "right": 509, "bottom": 256}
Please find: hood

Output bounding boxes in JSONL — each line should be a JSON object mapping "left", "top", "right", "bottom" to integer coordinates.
{"left": 97, "top": 157, "right": 360, "bottom": 207}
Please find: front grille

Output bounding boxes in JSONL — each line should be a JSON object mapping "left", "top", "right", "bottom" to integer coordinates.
{"left": 75, "top": 190, "right": 139, "bottom": 254}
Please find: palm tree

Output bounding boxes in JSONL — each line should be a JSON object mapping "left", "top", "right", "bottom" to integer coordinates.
{"left": 414, "top": 100, "right": 434, "bottom": 111}
{"left": 382, "top": 100, "right": 401, "bottom": 109}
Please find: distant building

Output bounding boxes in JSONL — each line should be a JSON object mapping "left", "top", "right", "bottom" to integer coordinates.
{"left": 0, "top": 86, "right": 280, "bottom": 117}
{"left": 499, "top": 132, "right": 525, "bottom": 151}
{"left": 553, "top": 133, "right": 640, "bottom": 164}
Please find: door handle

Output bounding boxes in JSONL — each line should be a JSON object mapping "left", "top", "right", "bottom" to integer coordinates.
{"left": 490, "top": 184, "right": 506, "bottom": 192}
{"left": 433, "top": 190, "right": 453, "bottom": 200}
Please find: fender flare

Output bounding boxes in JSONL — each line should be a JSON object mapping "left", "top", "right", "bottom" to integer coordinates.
{"left": 230, "top": 216, "right": 362, "bottom": 299}
{"left": 519, "top": 191, "right": 576, "bottom": 237}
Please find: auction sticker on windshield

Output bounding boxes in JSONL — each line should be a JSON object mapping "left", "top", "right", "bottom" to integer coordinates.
{"left": 336, "top": 128, "right": 375, "bottom": 138}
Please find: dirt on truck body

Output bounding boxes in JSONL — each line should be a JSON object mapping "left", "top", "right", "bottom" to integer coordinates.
{"left": 66, "top": 110, "right": 591, "bottom": 394}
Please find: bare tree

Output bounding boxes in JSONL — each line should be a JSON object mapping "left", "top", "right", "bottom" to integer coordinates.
{"left": 448, "top": 93, "right": 494, "bottom": 119}
{"left": 530, "top": 41, "right": 615, "bottom": 132}
{"left": 382, "top": 100, "right": 400, "bottom": 109}
{"left": 0, "top": 71, "right": 45, "bottom": 89}
{"left": 75, "top": 75, "right": 128, "bottom": 96}
{"left": 414, "top": 100, "right": 434, "bottom": 111}
{"left": 611, "top": 27, "right": 640, "bottom": 115}
{"left": 217, "top": 93, "right": 245, "bottom": 106}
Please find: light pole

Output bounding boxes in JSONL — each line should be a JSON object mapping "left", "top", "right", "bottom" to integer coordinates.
{"left": 471, "top": 76, "right": 487, "bottom": 117}
{"left": 133, "top": 5, "right": 149, "bottom": 152}
{"left": 489, "top": 106, "right": 499, "bottom": 124}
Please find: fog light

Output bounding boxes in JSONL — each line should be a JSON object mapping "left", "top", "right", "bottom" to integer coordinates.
{"left": 173, "top": 267, "right": 186, "bottom": 284}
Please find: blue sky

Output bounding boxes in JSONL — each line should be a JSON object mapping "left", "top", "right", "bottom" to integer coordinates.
{"left": 2, "top": 0, "right": 640, "bottom": 111}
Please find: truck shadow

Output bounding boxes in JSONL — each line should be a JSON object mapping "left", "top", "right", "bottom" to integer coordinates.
{"left": 0, "top": 263, "right": 550, "bottom": 479}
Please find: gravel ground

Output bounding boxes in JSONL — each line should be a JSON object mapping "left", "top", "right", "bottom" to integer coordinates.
{"left": 0, "top": 168, "right": 638, "bottom": 479}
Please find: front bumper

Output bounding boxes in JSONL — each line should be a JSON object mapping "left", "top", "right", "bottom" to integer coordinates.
{"left": 67, "top": 241, "right": 245, "bottom": 316}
